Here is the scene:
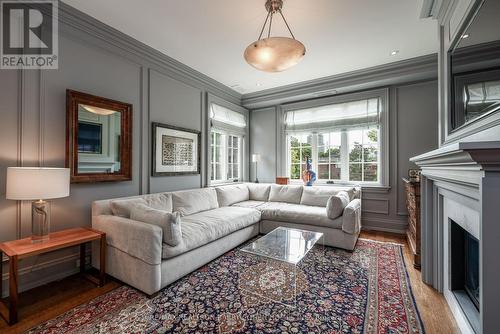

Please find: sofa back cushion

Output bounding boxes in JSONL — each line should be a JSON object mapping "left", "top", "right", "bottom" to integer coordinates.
{"left": 268, "top": 185, "right": 303, "bottom": 204}
{"left": 247, "top": 183, "right": 271, "bottom": 201}
{"left": 172, "top": 188, "right": 219, "bottom": 216}
{"left": 130, "top": 203, "right": 182, "bottom": 246}
{"left": 215, "top": 184, "right": 250, "bottom": 207}
{"left": 300, "top": 186, "right": 355, "bottom": 207}
{"left": 109, "top": 193, "right": 173, "bottom": 218}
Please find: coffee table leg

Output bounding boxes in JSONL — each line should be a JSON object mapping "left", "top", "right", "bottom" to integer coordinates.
{"left": 99, "top": 234, "right": 106, "bottom": 287}
{"left": 9, "top": 255, "right": 18, "bottom": 325}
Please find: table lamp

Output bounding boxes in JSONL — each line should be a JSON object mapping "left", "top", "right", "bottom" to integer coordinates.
{"left": 252, "top": 154, "right": 261, "bottom": 183}
{"left": 6, "top": 167, "right": 70, "bottom": 242}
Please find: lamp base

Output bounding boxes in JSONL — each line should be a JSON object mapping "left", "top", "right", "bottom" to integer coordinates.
{"left": 31, "top": 200, "right": 51, "bottom": 243}
{"left": 254, "top": 179, "right": 260, "bottom": 183}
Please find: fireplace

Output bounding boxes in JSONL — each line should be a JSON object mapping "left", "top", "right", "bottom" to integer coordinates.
{"left": 450, "top": 219, "right": 480, "bottom": 332}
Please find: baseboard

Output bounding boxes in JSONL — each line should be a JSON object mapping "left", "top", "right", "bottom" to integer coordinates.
{"left": 362, "top": 225, "right": 406, "bottom": 235}
{"left": 362, "top": 217, "right": 407, "bottom": 234}
{"left": 1, "top": 251, "right": 88, "bottom": 298}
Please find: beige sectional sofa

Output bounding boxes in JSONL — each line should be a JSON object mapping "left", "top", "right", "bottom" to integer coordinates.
{"left": 92, "top": 183, "right": 361, "bottom": 295}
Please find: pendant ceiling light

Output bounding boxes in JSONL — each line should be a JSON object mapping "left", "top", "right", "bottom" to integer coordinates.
{"left": 244, "top": 0, "right": 305, "bottom": 72}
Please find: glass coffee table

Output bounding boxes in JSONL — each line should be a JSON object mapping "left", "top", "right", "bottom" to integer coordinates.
{"left": 238, "top": 227, "right": 324, "bottom": 308}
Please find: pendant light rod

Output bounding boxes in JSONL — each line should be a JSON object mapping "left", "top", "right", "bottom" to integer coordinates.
{"left": 268, "top": 11, "right": 274, "bottom": 38}
{"left": 278, "top": 9, "right": 296, "bottom": 40}
{"left": 257, "top": 10, "right": 271, "bottom": 40}
{"left": 257, "top": 0, "right": 296, "bottom": 41}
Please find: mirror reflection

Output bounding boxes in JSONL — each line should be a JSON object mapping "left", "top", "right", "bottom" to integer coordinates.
{"left": 77, "top": 104, "right": 122, "bottom": 174}
{"left": 450, "top": 0, "right": 500, "bottom": 130}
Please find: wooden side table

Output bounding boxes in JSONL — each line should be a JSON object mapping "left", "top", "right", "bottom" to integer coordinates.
{"left": 0, "top": 227, "right": 106, "bottom": 325}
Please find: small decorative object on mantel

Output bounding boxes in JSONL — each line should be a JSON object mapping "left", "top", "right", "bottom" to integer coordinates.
{"left": 302, "top": 157, "right": 317, "bottom": 186}
{"left": 403, "top": 177, "right": 421, "bottom": 269}
{"left": 152, "top": 122, "right": 201, "bottom": 176}
{"left": 275, "top": 177, "right": 289, "bottom": 185}
{"left": 408, "top": 169, "right": 421, "bottom": 182}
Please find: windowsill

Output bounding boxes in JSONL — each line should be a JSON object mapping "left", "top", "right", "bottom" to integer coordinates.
{"left": 288, "top": 180, "right": 391, "bottom": 193}
{"left": 209, "top": 181, "right": 244, "bottom": 187}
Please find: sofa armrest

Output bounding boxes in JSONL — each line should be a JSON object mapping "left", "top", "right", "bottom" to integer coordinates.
{"left": 92, "top": 215, "right": 163, "bottom": 265}
{"left": 342, "top": 199, "right": 361, "bottom": 234}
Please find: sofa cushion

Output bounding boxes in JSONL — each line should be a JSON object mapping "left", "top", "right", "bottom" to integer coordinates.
{"left": 326, "top": 191, "right": 351, "bottom": 219}
{"left": 268, "top": 185, "right": 303, "bottom": 204}
{"left": 300, "top": 186, "right": 355, "bottom": 207}
{"left": 247, "top": 183, "right": 271, "bottom": 201}
{"left": 258, "top": 202, "right": 343, "bottom": 229}
{"left": 215, "top": 184, "right": 249, "bottom": 207}
{"left": 109, "top": 193, "right": 173, "bottom": 218}
{"left": 232, "top": 200, "right": 266, "bottom": 209}
{"left": 172, "top": 188, "right": 219, "bottom": 216}
{"left": 161, "top": 207, "right": 261, "bottom": 259}
{"left": 130, "top": 204, "right": 182, "bottom": 246}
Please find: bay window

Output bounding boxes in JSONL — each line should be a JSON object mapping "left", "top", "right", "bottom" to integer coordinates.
{"left": 284, "top": 90, "right": 388, "bottom": 186}
{"left": 209, "top": 103, "right": 246, "bottom": 184}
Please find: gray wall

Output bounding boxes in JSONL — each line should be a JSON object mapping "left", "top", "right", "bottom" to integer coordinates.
{"left": 250, "top": 80, "right": 439, "bottom": 233}
{"left": 0, "top": 4, "right": 241, "bottom": 296}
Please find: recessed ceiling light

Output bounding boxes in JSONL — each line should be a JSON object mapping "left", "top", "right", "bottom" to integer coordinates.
{"left": 462, "top": 34, "right": 470, "bottom": 39}
{"left": 391, "top": 50, "right": 399, "bottom": 56}
{"left": 256, "top": 83, "right": 262, "bottom": 87}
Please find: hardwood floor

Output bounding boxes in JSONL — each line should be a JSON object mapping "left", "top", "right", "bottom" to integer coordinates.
{"left": 1, "top": 231, "right": 458, "bottom": 333}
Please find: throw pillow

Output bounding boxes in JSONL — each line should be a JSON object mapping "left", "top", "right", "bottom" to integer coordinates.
{"left": 110, "top": 198, "right": 147, "bottom": 218}
{"left": 130, "top": 203, "right": 182, "bottom": 247}
{"left": 326, "top": 191, "right": 350, "bottom": 219}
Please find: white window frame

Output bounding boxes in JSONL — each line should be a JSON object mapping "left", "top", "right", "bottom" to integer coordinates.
{"left": 210, "top": 128, "right": 244, "bottom": 185}
{"left": 280, "top": 88, "right": 389, "bottom": 187}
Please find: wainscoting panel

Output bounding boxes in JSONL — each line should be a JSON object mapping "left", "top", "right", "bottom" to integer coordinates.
{"left": 362, "top": 197, "right": 390, "bottom": 215}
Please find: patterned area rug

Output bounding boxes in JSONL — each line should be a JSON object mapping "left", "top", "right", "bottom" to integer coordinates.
{"left": 27, "top": 239, "right": 424, "bottom": 333}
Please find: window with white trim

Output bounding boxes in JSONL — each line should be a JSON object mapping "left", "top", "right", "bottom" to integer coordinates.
{"left": 284, "top": 91, "right": 387, "bottom": 186}
{"left": 210, "top": 103, "right": 246, "bottom": 183}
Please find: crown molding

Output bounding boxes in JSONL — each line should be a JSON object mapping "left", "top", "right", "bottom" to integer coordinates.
{"left": 241, "top": 54, "right": 438, "bottom": 109}
{"left": 54, "top": 2, "right": 241, "bottom": 105}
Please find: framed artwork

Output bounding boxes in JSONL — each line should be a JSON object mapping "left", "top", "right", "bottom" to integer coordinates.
{"left": 152, "top": 122, "right": 201, "bottom": 176}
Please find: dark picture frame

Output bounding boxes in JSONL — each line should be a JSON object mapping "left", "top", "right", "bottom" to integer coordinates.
{"left": 66, "top": 89, "right": 132, "bottom": 183}
{"left": 152, "top": 122, "right": 201, "bottom": 176}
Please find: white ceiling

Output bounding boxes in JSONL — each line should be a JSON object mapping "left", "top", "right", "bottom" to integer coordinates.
{"left": 63, "top": 0, "right": 438, "bottom": 94}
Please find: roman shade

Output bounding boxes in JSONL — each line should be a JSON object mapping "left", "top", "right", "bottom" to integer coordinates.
{"left": 210, "top": 103, "right": 247, "bottom": 135}
{"left": 284, "top": 98, "right": 381, "bottom": 133}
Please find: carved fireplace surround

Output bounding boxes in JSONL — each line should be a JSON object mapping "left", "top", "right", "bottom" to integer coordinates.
{"left": 411, "top": 141, "right": 500, "bottom": 334}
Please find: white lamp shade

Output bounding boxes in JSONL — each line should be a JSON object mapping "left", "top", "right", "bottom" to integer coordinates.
{"left": 6, "top": 167, "right": 70, "bottom": 200}
{"left": 252, "top": 154, "right": 261, "bottom": 163}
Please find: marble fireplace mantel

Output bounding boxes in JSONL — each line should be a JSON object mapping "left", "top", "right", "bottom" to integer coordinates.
{"left": 411, "top": 141, "right": 500, "bottom": 334}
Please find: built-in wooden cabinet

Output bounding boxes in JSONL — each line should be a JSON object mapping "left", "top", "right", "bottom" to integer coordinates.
{"left": 403, "top": 178, "right": 420, "bottom": 269}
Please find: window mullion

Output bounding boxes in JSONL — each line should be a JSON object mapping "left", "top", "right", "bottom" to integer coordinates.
{"left": 312, "top": 133, "right": 318, "bottom": 176}
{"left": 340, "top": 130, "right": 349, "bottom": 182}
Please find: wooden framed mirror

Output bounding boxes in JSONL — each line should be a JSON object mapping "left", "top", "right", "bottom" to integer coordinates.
{"left": 66, "top": 89, "right": 132, "bottom": 183}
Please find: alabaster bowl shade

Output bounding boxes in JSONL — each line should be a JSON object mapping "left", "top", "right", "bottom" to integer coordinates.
{"left": 6, "top": 167, "right": 70, "bottom": 200}
{"left": 244, "top": 37, "right": 306, "bottom": 72}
